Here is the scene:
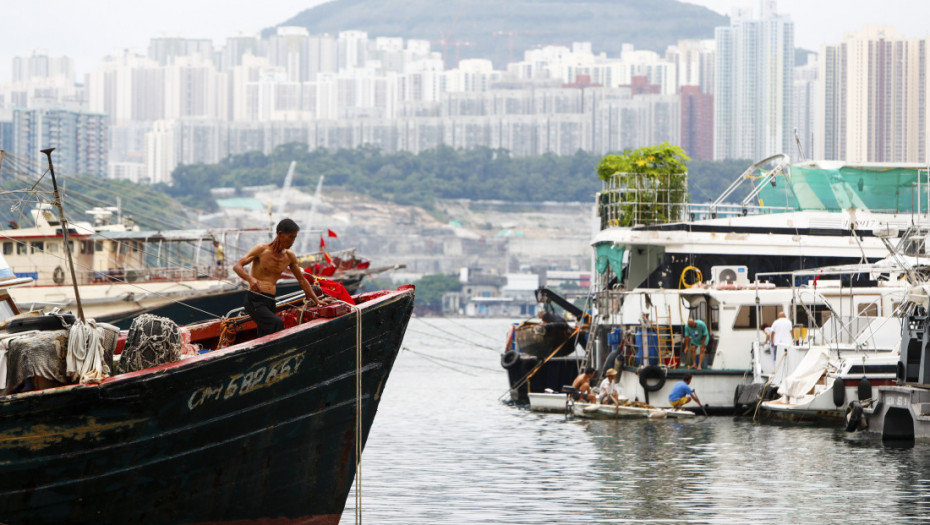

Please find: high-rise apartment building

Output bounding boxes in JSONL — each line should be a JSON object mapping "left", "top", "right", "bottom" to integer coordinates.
{"left": 680, "top": 86, "right": 713, "bottom": 160}
{"left": 714, "top": 0, "right": 794, "bottom": 160}
{"left": 13, "top": 108, "right": 107, "bottom": 177}
{"left": 817, "top": 25, "right": 930, "bottom": 163}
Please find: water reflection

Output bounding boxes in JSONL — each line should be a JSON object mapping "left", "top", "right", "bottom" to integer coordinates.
{"left": 346, "top": 319, "right": 930, "bottom": 524}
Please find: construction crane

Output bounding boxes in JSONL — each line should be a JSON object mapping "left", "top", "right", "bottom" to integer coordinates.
{"left": 492, "top": 30, "right": 553, "bottom": 64}
{"left": 434, "top": 4, "right": 466, "bottom": 68}
{"left": 431, "top": 40, "right": 476, "bottom": 68}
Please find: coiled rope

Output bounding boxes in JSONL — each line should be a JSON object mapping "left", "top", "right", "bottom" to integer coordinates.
{"left": 66, "top": 319, "right": 107, "bottom": 383}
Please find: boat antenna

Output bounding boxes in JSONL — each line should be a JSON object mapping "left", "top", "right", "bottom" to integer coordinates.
{"left": 40, "top": 148, "right": 85, "bottom": 322}
{"left": 794, "top": 128, "right": 806, "bottom": 162}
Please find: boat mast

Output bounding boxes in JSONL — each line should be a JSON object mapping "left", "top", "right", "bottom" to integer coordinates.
{"left": 40, "top": 148, "right": 85, "bottom": 322}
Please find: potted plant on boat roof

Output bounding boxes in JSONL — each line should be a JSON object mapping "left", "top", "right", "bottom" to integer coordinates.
{"left": 597, "top": 143, "right": 690, "bottom": 228}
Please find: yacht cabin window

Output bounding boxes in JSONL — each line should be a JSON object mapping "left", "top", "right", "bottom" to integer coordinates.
{"left": 30, "top": 242, "right": 43, "bottom": 254}
{"left": 2, "top": 242, "right": 11, "bottom": 255}
{"left": 858, "top": 303, "right": 879, "bottom": 317}
{"left": 94, "top": 241, "right": 103, "bottom": 252}
{"left": 732, "top": 305, "right": 781, "bottom": 330}
{"left": 794, "top": 304, "right": 832, "bottom": 328}
{"left": 48, "top": 242, "right": 58, "bottom": 254}
{"left": 16, "top": 243, "right": 26, "bottom": 255}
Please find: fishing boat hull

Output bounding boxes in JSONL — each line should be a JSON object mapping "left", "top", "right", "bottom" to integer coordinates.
{"left": 0, "top": 288, "right": 414, "bottom": 524}
{"left": 10, "top": 279, "right": 239, "bottom": 319}
{"left": 513, "top": 321, "right": 578, "bottom": 358}
{"left": 502, "top": 354, "right": 584, "bottom": 402}
{"left": 96, "top": 281, "right": 303, "bottom": 329}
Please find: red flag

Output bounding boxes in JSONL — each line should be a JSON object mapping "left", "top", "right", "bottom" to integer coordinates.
{"left": 319, "top": 236, "right": 325, "bottom": 249}
{"left": 327, "top": 229, "right": 338, "bottom": 238}
{"left": 323, "top": 251, "right": 333, "bottom": 265}
{"left": 304, "top": 271, "right": 355, "bottom": 304}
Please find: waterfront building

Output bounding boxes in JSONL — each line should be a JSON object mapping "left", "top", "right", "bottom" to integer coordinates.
{"left": 714, "top": 0, "right": 794, "bottom": 160}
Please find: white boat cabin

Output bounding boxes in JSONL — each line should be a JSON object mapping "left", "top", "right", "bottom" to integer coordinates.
{"left": 1, "top": 205, "right": 221, "bottom": 286}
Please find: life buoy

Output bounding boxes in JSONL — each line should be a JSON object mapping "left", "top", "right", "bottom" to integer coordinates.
{"left": 638, "top": 365, "right": 666, "bottom": 392}
{"left": 844, "top": 401, "right": 863, "bottom": 432}
{"left": 832, "top": 377, "right": 846, "bottom": 407}
{"left": 52, "top": 266, "right": 65, "bottom": 285}
{"left": 501, "top": 350, "right": 521, "bottom": 370}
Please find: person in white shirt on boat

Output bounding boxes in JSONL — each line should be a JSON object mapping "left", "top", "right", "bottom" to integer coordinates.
{"left": 770, "top": 312, "right": 794, "bottom": 371}
{"left": 597, "top": 368, "right": 622, "bottom": 405}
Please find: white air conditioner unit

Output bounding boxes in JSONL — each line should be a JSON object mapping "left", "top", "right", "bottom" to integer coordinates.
{"left": 711, "top": 265, "right": 749, "bottom": 285}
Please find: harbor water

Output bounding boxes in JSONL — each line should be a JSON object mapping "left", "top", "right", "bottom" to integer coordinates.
{"left": 345, "top": 318, "right": 930, "bottom": 523}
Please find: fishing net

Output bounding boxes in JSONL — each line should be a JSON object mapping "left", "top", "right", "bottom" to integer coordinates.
{"left": 117, "top": 314, "right": 182, "bottom": 374}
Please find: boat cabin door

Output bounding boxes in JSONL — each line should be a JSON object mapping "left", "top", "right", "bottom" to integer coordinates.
{"left": 682, "top": 294, "right": 719, "bottom": 367}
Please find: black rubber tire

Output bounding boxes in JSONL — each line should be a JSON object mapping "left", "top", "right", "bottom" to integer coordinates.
{"left": 500, "top": 350, "right": 521, "bottom": 370}
{"left": 7, "top": 313, "right": 76, "bottom": 333}
{"left": 845, "top": 401, "right": 863, "bottom": 432}
{"left": 638, "top": 365, "right": 666, "bottom": 392}
{"left": 52, "top": 266, "right": 65, "bottom": 285}
{"left": 832, "top": 377, "right": 846, "bottom": 407}
{"left": 858, "top": 378, "right": 872, "bottom": 401}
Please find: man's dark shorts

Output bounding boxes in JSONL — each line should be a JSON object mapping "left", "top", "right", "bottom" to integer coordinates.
{"left": 244, "top": 291, "right": 284, "bottom": 336}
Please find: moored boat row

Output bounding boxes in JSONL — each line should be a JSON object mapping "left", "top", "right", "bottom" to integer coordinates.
{"left": 503, "top": 153, "right": 930, "bottom": 431}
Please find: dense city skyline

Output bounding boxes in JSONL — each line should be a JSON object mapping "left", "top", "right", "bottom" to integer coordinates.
{"left": 1, "top": 0, "right": 923, "bottom": 84}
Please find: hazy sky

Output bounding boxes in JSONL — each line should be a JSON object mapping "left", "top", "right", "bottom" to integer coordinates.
{"left": 1, "top": 0, "right": 925, "bottom": 84}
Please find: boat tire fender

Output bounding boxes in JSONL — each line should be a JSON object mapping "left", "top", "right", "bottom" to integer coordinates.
{"left": 858, "top": 377, "right": 872, "bottom": 401}
{"left": 7, "top": 313, "right": 76, "bottom": 333}
{"left": 845, "top": 401, "right": 863, "bottom": 432}
{"left": 53, "top": 266, "right": 65, "bottom": 285}
{"left": 639, "top": 365, "right": 666, "bottom": 392}
{"left": 501, "top": 350, "right": 521, "bottom": 370}
{"left": 832, "top": 377, "right": 846, "bottom": 407}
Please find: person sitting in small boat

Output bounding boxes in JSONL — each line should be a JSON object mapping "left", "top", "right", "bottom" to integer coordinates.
{"left": 683, "top": 318, "right": 710, "bottom": 370}
{"left": 668, "top": 373, "right": 701, "bottom": 409}
{"left": 597, "top": 368, "right": 622, "bottom": 405}
{"left": 572, "top": 367, "right": 597, "bottom": 403}
{"left": 234, "top": 218, "right": 327, "bottom": 337}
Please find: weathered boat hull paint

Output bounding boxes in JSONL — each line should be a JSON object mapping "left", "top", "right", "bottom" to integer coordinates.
{"left": 0, "top": 288, "right": 414, "bottom": 525}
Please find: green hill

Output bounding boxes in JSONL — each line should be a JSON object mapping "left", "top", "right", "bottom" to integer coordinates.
{"left": 270, "top": 0, "right": 728, "bottom": 67}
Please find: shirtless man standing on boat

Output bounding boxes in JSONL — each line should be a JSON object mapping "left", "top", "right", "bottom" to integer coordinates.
{"left": 234, "top": 218, "right": 326, "bottom": 336}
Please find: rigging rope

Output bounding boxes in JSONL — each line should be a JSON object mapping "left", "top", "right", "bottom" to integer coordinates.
{"left": 353, "top": 302, "right": 363, "bottom": 525}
